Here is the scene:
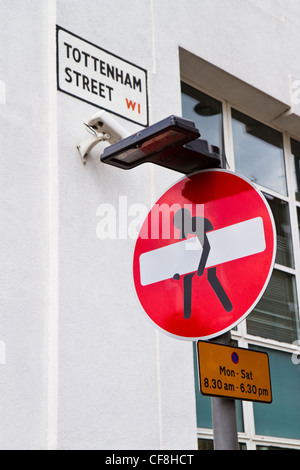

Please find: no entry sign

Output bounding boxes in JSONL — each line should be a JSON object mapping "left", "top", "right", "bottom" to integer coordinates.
{"left": 133, "top": 169, "right": 276, "bottom": 340}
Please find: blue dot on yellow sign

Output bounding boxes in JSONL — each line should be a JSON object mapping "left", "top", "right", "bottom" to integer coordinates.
{"left": 231, "top": 352, "right": 239, "bottom": 364}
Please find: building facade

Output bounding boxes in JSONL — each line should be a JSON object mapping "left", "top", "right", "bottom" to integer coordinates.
{"left": 1, "top": 0, "right": 300, "bottom": 450}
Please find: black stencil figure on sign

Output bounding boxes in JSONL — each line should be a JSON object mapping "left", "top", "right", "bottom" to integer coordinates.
{"left": 173, "top": 208, "right": 233, "bottom": 319}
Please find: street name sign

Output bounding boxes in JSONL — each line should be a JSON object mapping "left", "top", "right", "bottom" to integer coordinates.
{"left": 56, "top": 26, "right": 149, "bottom": 126}
{"left": 197, "top": 341, "right": 272, "bottom": 403}
{"left": 133, "top": 169, "right": 276, "bottom": 340}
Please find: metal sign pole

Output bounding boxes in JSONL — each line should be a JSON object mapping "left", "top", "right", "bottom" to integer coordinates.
{"left": 209, "top": 156, "right": 239, "bottom": 451}
{"left": 210, "top": 331, "right": 239, "bottom": 450}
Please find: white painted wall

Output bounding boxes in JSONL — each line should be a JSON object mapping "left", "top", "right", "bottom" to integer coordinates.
{"left": 0, "top": 0, "right": 300, "bottom": 450}
{"left": 0, "top": 0, "right": 49, "bottom": 450}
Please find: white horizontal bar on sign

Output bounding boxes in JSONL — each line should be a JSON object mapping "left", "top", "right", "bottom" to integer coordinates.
{"left": 206, "top": 216, "right": 266, "bottom": 267}
{"left": 139, "top": 217, "right": 266, "bottom": 286}
{"left": 139, "top": 238, "right": 202, "bottom": 286}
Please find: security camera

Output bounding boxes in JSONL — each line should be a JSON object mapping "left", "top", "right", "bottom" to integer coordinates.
{"left": 87, "top": 110, "right": 130, "bottom": 145}
{"left": 77, "top": 110, "right": 130, "bottom": 165}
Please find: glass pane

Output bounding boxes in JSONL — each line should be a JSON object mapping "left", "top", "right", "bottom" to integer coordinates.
{"left": 181, "top": 83, "right": 224, "bottom": 160}
{"left": 291, "top": 139, "right": 300, "bottom": 202}
{"left": 251, "top": 346, "right": 300, "bottom": 440}
{"left": 264, "top": 193, "right": 294, "bottom": 268}
{"left": 257, "top": 445, "right": 297, "bottom": 450}
{"left": 232, "top": 109, "right": 287, "bottom": 195}
{"left": 198, "top": 439, "right": 247, "bottom": 450}
{"left": 198, "top": 439, "right": 214, "bottom": 450}
{"left": 193, "top": 343, "right": 244, "bottom": 431}
{"left": 193, "top": 342, "right": 213, "bottom": 429}
{"left": 247, "top": 270, "right": 300, "bottom": 344}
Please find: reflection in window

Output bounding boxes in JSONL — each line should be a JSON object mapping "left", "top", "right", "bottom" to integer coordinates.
{"left": 232, "top": 109, "right": 287, "bottom": 195}
{"left": 291, "top": 139, "right": 300, "bottom": 202}
{"left": 264, "top": 194, "right": 294, "bottom": 268}
{"left": 251, "top": 346, "right": 300, "bottom": 440}
{"left": 198, "top": 439, "right": 246, "bottom": 450}
{"left": 247, "top": 270, "right": 300, "bottom": 344}
{"left": 181, "top": 83, "right": 224, "bottom": 161}
{"left": 198, "top": 439, "right": 214, "bottom": 450}
{"left": 256, "top": 445, "right": 296, "bottom": 450}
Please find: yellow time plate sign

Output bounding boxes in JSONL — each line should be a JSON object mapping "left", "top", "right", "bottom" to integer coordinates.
{"left": 197, "top": 341, "right": 272, "bottom": 403}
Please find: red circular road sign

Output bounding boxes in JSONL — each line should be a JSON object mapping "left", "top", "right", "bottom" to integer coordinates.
{"left": 133, "top": 169, "right": 276, "bottom": 340}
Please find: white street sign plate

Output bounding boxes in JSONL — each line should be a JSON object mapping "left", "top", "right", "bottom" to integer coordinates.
{"left": 56, "top": 26, "right": 149, "bottom": 126}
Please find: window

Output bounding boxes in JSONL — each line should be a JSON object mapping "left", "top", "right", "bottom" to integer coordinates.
{"left": 232, "top": 109, "right": 287, "bottom": 195}
{"left": 182, "top": 82, "right": 300, "bottom": 450}
{"left": 292, "top": 139, "right": 300, "bottom": 248}
{"left": 247, "top": 270, "right": 299, "bottom": 344}
{"left": 264, "top": 194, "right": 294, "bottom": 268}
{"left": 181, "top": 82, "right": 224, "bottom": 163}
{"left": 292, "top": 139, "right": 300, "bottom": 203}
{"left": 251, "top": 346, "right": 300, "bottom": 440}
